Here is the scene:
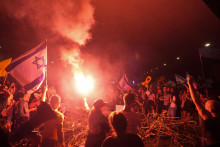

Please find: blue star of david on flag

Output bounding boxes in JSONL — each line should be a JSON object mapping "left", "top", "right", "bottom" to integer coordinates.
{"left": 6, "top": 42, "right": 47, "bottom": 93}
{"left": 33, "top": 56, "right": 46, "bottom": 69}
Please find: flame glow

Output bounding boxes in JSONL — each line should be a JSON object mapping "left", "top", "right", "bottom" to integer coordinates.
{"left": 75, "top": 74, "right": 94, "bottom": 95}
{"left": 84, "top": 97, "right": 90, "bottom": 110}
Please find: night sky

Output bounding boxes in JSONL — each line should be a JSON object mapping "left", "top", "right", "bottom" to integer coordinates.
{"left": 1, "top": 0, "right": 220, "bottom": 84}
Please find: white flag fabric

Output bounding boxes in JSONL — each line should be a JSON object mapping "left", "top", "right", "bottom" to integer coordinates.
{"left": 175, "top": 74, "right": 186, "bottom": 84}
{"left": 118, "top": 74, "right": 132, "bottom": 91}
{"left": 6, "top": 42, "right": 47, "bottom": 93}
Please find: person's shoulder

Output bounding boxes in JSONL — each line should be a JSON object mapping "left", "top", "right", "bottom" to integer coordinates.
{"left": 204, "top": 117, "right": 220, "bottom": 125}
{"left": 104, "top": 136, "right": 115, "bottom": 141}
{"left": 126, "top": 134, "right": 144, "bottom": 147}
{"left": 55, "top": 110, "right": 64, "bottom": 122}
{"left": 56, "top": 110, "right": 64, "bottom": 117}
{"left": 102, "top": 136, "right": 115, "bottom": 147}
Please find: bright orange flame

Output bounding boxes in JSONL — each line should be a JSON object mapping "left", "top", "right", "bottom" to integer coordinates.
{"left": 84, "top": 97, "right": 90, "bottom": 110}
{"left": 75, "top": 74, "right": 94, "bottom": 95}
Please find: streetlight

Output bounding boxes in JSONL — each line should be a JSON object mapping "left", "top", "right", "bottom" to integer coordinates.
{"left": 177, "top": 57, "right": 180, "bottom": 60}
{"left": 205, "top": 43, "right": 211, "bottom": 47}
{"left": 163, "top": 63, "right": 167, "bottom": 66}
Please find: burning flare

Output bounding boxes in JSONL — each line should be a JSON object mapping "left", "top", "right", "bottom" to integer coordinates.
{"left": 74, "top": 74, "right": 94, "bottom": 95}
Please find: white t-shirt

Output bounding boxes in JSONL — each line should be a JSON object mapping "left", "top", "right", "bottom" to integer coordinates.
{"left": 121, "top": 111, "right": 141, "bottom": 134}
{"left": 148, "top": 94, "right": 155, "bottom": 101}
{"left": 170, "top": 96, "right": 176, "bottom": 108}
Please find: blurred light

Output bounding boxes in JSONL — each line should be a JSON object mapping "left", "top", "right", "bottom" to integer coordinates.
{"left": 0, "top": 46, "right": 1, "bottom": 48}
{"left": 75, "top": 74, "right": 94, "bottom": 95}
{"left": 150, "top": 69, "right": 153, "bottom": 72}
{"left": 51, "top": 61, "right": 54, "bottom": 64}
{"left": 133, "top": 81, "right": 135, "bottom": 84}
{"left": 156, "top": 67, "right": 158, "bottom": 70}
{"left": 205, "top": 43, "right": 210, "bottom": 47}
{"left": 163, "top": 63, "right": 167, "bottom": 66}
{"left": 176, "top": 57, "right": 180, "bottom": 60}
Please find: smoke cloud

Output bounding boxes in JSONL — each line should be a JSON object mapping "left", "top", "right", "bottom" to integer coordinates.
{"left": 1, "top": 0, "right": 95, "bottom": 45}
{"left": 1, "top": 0, "right": 128, "bottom": 103}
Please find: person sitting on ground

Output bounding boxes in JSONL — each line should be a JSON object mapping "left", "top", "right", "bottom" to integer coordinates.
{"left": 41, "top": 94, "right": 64, "bottom": 147}
{"left": 102, "top": 111, "right": 144, "bottom": 147}
{"left": 121, "top": 93, "right": 141, "bottom": 134}
{"left": 85, "top": 99, "right": 110, "bottom": 147}
{"left": 187, "top": 76, "right": 220, "bottom": 146}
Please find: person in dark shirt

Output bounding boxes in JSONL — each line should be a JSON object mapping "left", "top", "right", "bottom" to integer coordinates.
{"left": 85, "top": 99, "right": 109, "bottom": 147}
{"left": 102, "top": 111, "right": 144, "bottom": 147}
{"left": 187, "top": 76, "right": 220, "bottom": 146}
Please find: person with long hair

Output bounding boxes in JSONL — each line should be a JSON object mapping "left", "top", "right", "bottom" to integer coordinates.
{"left": 102, "top": 111, "right": 143, "bottom": 147}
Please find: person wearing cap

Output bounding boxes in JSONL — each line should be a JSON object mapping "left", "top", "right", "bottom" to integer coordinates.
{"left": 85, "top": 99, "right": 110, "bottom": 147}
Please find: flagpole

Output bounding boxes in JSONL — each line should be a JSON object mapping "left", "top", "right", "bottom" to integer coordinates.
{"left": 199, "top": 49, "right": 209, "bottom": 98}
{"left": 45, "top": 38, "right": 48, "bottom": 87}
{"left": 3, "top": 74, "right": 8, "bottom": 85}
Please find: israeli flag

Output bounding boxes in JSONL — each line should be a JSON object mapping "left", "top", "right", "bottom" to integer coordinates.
{"left": 175, "top": 74, "right": 186, "bottom": 84}
{"left": 6, "top": 42, "right": 47, "bottom": 93}
{"left": 118, "top": 74, "right": 132, "bottom": 91}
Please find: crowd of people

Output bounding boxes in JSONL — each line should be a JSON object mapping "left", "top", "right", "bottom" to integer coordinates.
{"left": 109, "top": 76, "right": 205, "bottom": 120}
{"left": 0, "top": 80, "right": 64, "bottom": 147}
{"left": 0, "top": 75, "right": 220, "bottom": 147}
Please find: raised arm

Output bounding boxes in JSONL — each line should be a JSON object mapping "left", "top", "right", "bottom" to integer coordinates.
{"left": 41, "top": 85, "right": 48, "bottom": 102}
{"left": 187, "top": 76, "right": 212, "bottom": 120}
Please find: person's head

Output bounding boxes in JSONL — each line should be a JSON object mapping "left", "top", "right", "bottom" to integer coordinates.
{"left": 170, "top": 87, "right": 174, "bottom": 93}
{"left": 205, "top": 100, "right": 220, "bottom": 117}
{"left": 157, "top": 89, "right": 162, "bottom": 95}
{"left": 50, "top": 95, "right": 61, "bottom": 110}
{"left": 93, "top": 99, "right": 107, "bottom": 111}
{"left": 163, "top": 87, "right": 166, "bottom": 93}
{"left": 157, "top": 85, "right": 161, "bottom": 90}
{"left": 199, "top": 93, "right": 203, "bottom": 98}
{"left": 123, "top": 93, "right": 135, "bottom": 107}
{"left": 109, "top": 111, "right": 127, "bottom": 136}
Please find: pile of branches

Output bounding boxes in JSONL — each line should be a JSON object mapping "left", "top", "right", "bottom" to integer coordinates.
{"left": 62, "top": 103, "right": 89, "bottom": 147}
{"left": 138, "top": 112, "right": 201, "bottom": 147}
{"left": 62, "top": 102, "right": 201, "bottom": 147}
